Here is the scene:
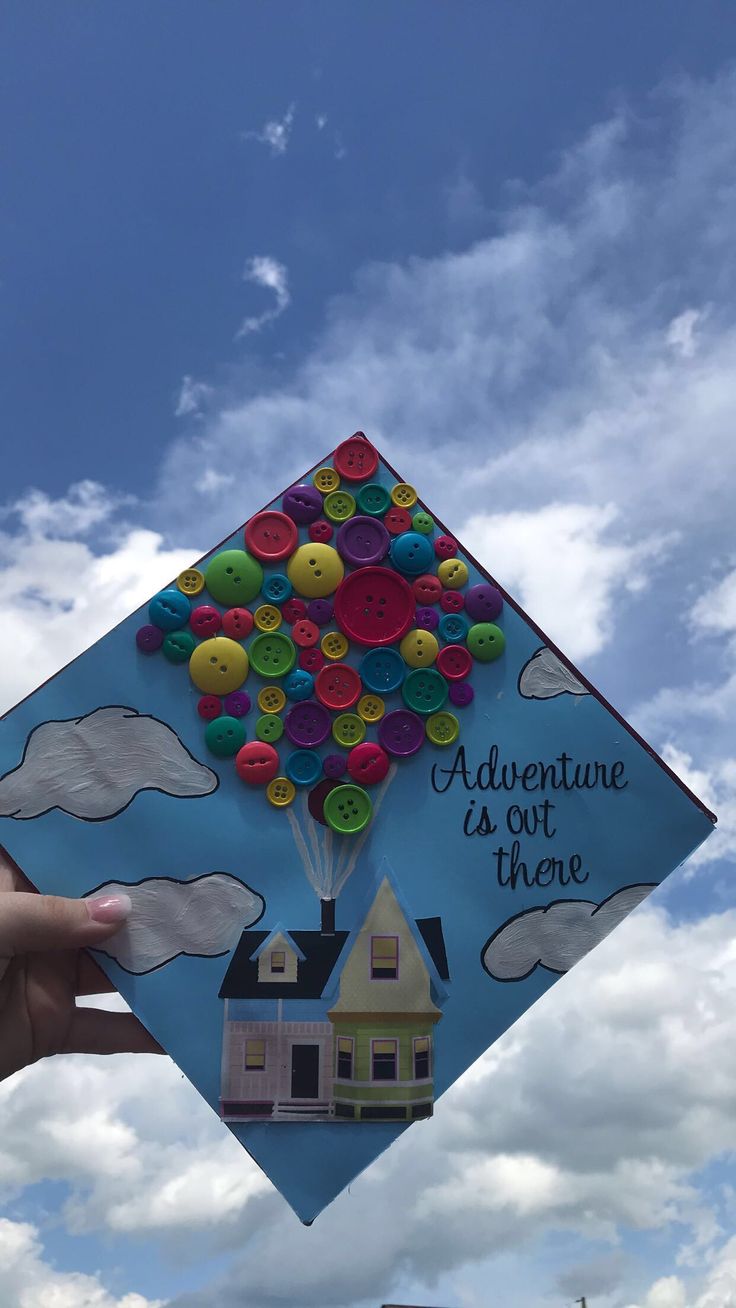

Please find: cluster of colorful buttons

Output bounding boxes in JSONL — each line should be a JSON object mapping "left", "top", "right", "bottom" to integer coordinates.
{"left": 135, "top": 433, "right": 506, "bottom": 833}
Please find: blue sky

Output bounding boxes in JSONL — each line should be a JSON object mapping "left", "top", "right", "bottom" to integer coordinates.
{"left": 2, "top": 5, "right": 736, "bottom": 1308}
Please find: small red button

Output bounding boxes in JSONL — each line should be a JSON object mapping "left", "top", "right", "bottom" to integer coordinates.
{"left": 190, "top": 605, "right": 222, "bottom": 638}
{"left": 434, "top": 534, "right": 457, "bottom": 559}
{"left": 437, "top": 644, "right": 473, "bottom": 681}
{"left": 299, "top": 646, "right": 324, "bottom": 672}
{"left": 413, "top": 574, "right": 443, "bottom": 605}
{"left": 315, "top": 662, "right": 362, "bottom": 710}
{"left": 197, "top": 695, "right": 222, "bottom": 720}
{"left": 333, "top": 432, "right": 379, "bottom": 482}
{"left": 309, "top": 518, "right": 334, "bottom": 543}
{"left": 235, "top": 741, "right": 280, "bottom": 785}
{"left": 244, "top": 510, "right": 298, "bottom": 562}
{"left": 221, "top": 607, "right": 254, "bottom": 639}
{"left": 334, "top": 567, "right": 415, "bottom": 646}
{"left": 384, "top": 506, "right": 412, "bottom": 536}
{"left": 282, "top": 597, "right": 308, "bottom": 623}
{"left": 347, "top": 741, "right": 390, "bottom": 786}
{"left": 292, "top": 619, "right": 320, "bottom": 648}
{"left": 440, "top": 590, "right": 465, "bottom": 612}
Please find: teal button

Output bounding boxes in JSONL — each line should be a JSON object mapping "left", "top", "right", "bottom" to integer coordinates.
{"left": 402, "top": 667, "right": 448, "bottom": 715}
{"left": 205, "top": 715, "right": 247, "bottom": 757}
{"left": 162, "top": 630, "right": 196, "bottom": 663}
{"left": 356, "top": 482, "right": 392, "bottom": 517}
{"left": 286, "top": 749, "right": 323, "bottom": 786}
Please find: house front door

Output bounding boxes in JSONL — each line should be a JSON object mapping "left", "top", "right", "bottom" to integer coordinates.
{"left": 290, "top": 1044, "right": 320, "bottom": 1099}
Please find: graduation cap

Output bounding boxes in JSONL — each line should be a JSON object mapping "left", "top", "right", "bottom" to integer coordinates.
{"left": 0, "top": 433, "right": 715, "bottom": 1221}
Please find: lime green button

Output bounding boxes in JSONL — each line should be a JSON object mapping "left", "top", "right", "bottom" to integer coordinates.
{"left": 356, "top": 483, "right": 391, "bottom": 517}
{"left": 205, "top": 715, "right": 247, "bottom": 757}
{"left": 248, "top": 632, "right": 297, "bottom": 678}
{"left": 467, "top": 622, "right": 506, "bottom": 662}
{"left": 323, "top": 490, "right": 356, "bottom": 523}
{"left": 426, "top": 711, "right": 459, "bottom": 746}
{"left": 332, "top": 713, "right": 366, "bottom": 747}
{"left": 256, "top": 713, "right": 284, "bottom": 743}
{"left": 162, "top": 630, "right": 196, "bottom": 663}
{"left": 402, "top": 667, "right": 448, "bottom": 715}
{"left": 323, "top": 783, "right": 373, "bottom": 834}
{"left": 205, "top": 549, "right": 263, "bottom": 605}
{"left": 412, "top": 510, "right": 434, "bottom": 534}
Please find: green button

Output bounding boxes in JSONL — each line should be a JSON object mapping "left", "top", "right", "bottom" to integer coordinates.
{"left": 332, "top": 713, "right": 366, "bottom": 747}
{"left": 248, "top": 632, "right": 297, "bottom": 678}
{"left": 467, "top": 622, "right": 506, "bottom": 662}
{"left": 204, "top": 715, "right": 246, "bottom": 757}
{"left": 323, "top": 490, "right": 356, "bottom": 523}
{"left": 412, "top": 510, "right": 434, "bottom": 534}
{"left": 256, "top": 713, "right": 284, "bottom": 743}
{"left": 426, "top": 711, "right": 459, "bottom": 746}
{"left": 323, "top": 783, "right": 373, "bottom": 835}
{"left": 205, "top": 549, "right": 263, "bottom": 606}
{"left": 356, "top": 482, "right": 391, "bottom": 517}
{"left": 402, "top": 667, "right": 448, "bottom": 715}
{"left": 162, "top": 630, "right": 196, "bottom": 663}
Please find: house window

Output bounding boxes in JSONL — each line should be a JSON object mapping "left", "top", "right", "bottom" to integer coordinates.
{"left": 371, "top": 935, "right": 398, "bottom": 980}
{"left": 270, "top": 950, "right": 285, "bottom": 974}
{"left": 244, "top": 1039, "right": 266, "bottom": 1071}
{"left": 336, "top": 1037, "right": 354, "bottom": 1080}
{"left": 372, "top": 1039, "right": 398, "bottom": 1081}
{"left": 414, "top": 1036, "right": 431, "bottom": 1079}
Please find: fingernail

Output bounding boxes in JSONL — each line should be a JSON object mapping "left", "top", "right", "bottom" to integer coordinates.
{"left": 87, "top": 893, "right": 132, "bottom": 924}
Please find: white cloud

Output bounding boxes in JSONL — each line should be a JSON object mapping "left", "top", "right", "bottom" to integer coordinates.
{"left": 4, "top": 481, "right": 127, "bottom": 538}
{"left": 691, "top": 567, "right": 736, "bottom": 635}
{"left": 0, "top": 1216, "right": 165, "bottom": 1308}
{"left": 625, "top": 1233, "right": 736, "bottom": 1307}
{"left": 315, "top": 114, "right": 327, "bottom": 130}
{"left": 175, "top": 376, "right": 213, "bottom": 418}
{"left": 242, "top": 104, "right": 295, "bottom": 156}
{"left": 667, "top": 308, "right": 707, "bottom": 359}
{"left": 236, "top": 256, "right": 290, "bottom": 338}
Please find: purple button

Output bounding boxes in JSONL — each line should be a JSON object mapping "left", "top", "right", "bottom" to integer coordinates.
{"left": 307, "top": 598, "right": 334, "bottom": 626}
{"left": 308, "top": 777, "right": 340, "bottom": 824}
{"left": 323, "top": 753, "right": 348, "bottom": 779}
{"left": 136, "top": 624, "right": 164, "bottom": 653}
{"left": 378, "top": 709, "right": 425, "bottom": 757}
{"left": 336, "top": 515, "right": 390, "bottom": 567}
{"left": 465, "top": 583, "right": 503, "bottom": 623}
{"left": 415, "top": 606, "right": 439, "bottom": 631}
{"left": 224, "top": 690, "right": 251, "bottom": 717}
{"left": 449, "top": 681, "right": 474, "bottom": 707}
{"left": 282, "top": 484, "right": 323, "bottom": 525}
{"left": 285, "top": 700, "right": 332, "bottom": 747}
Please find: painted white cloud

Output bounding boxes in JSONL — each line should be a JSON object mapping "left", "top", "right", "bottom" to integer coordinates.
{"left": 0, "top": 707, "right": 217, "bottom": 820}
{"left": 482, "top": 885, "right": 655, "bottom": 980}
{"left": 0, "top": 1216, "right": 165, "bottom": 1308}
{"left": 88, "top": 873, "right": 264, "bottom": 973}
{"left": 242, "top": 103, "right": 295, "bottom": 155}
{"left": 237, "top": 255, "right": 290, "bottom": 337}
{"left": 518, "top": 645, "right": 589, "bottom": 699}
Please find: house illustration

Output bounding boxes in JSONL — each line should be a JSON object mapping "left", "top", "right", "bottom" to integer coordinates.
{"left": 218, "top": 867, "right": 450, "bottom": 1122}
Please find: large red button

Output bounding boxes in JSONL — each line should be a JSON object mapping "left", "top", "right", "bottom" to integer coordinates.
{"left": 384, "top": 506, "right": 412, "bottom": 536}
{"left": 333, "top": 432, "right": 379, "bottom": 482}
{"left": 437, "top": 644, "right": 473, "bottom": 681}
{"left": 244, "top": 510, "right": 298, "bottom": 562}
{"left": 315, "top": 662, "right": 362, "bottom": 710}
{"left": 333, "top": 567, "right": 415, "bottom": 647}
{"left": 347, "top": 741, "right": 390, "bottom": 786}
{"left": 413, "top": 574, "right": 443, "bottom": 605}
{"left": 221, "top": 607, "right": 254, "bottom": 639}
{"left": 235, "top": 741, "right": 280, "bottom": 785}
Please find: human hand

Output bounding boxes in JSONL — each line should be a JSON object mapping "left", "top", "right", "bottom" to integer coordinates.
{"left": 0, "top": 846, "right": 161, "bottom": 1082}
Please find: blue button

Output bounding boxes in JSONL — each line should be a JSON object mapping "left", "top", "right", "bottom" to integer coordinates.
{"left": 148, "top": 588, "right": 191, "bottom": 631}
{"left": 284, "top": 669, "right": 315, "bottom": 701}
{"left": 389, "top": 531, "right": 435, "bottom": 576}
{"left": 262, "top": 573, "right": 293, "bottom": 605}
{"left": 360, "top": 647, "right": 406, "bottom": 694}
{"left": 286, "top": 749, "right": 323, "bottom": 786}
{"left": 438, "top": 613, "right": 469, "bottom": 644}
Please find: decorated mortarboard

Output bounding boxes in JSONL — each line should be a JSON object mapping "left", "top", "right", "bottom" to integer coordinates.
{"left": 0, "top": 432, "right": 715, "bottom": 1221}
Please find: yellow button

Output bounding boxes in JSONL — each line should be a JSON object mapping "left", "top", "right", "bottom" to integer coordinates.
{"left": 438, "top": 558, "right": 469, "bottom": 589}
{"left": 177, "top": 568, "right": 205, "bottom": 596}
{"left": 426, "top": 711, "right": 460, "bottom": 746}
{"left": 332, "top": 713, "right": 366, "bottom": 747}
{"left": 267, "top": 776, "right": 296, "bottom": 808}
{"left": 258, "top": 685, "right": 286, "bottom": 713}
{"left": 399, "top": 628, "right": 439, "bottom": 668}
{"left": 313, "top": 466, "right": 340, "bottom": 494}
{"left": 321, "top": 631, "right": 349, "bottom": 660}
{"left": 254, "top": 604, "right": 282, "bottom": 632}
{"left": 358, "top": 694, "right": 385, "bottom": 722}
{"left": 287, "top": 543, "right": 345, "bottom": 598}
{"left": 189, "top": 637, "right": 249, "bottom": 694}
{"left": 323, "top": 490, "right": 356, "bottom": 523}
{"left": 390, "top": 482, "right": 417, "bottom": 508}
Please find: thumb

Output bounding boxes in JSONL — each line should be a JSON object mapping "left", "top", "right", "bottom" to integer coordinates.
{"left": 0, "top": 891, "right": 132, "bottom": 957}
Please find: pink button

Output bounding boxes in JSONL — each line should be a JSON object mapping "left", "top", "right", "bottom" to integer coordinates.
{"left": 309, "top": 519, "right": 334, "bottom": 543}
{"left": 283, "top": 597, "right": 308, "bottom": 624}
{"left": 333, "top": 567, "right": 415, "bottom": 647}
{"left": 235, "top": 741, "right": 280, "bottom": 785}
{"left": 197, "top": 695, "right": 222, "bottom": 720}
{"left": 244, "top": 510, "right": 298, "bottom": 562}
{"left": 440, "top": 590, "right": 465, "bottom": 613}
{"left": 413, "top": 574, "right": 443, "bottom": 605}
{"left": 437, "top": 644, "right": 473, "bottom": 681}
{"left": 292, "top": 619, "right": 320, "bottom": 648}
{"left": 222, "top": 607, "right": 254, "bottom": 639}
{"left": 347, "top": 741, "right": 390, "bottom": 786}
{"left": 333, "top": 432, "right": 379, "bottom": 482}
{"left": 299, "top": 646, "right": 324, "bottom": 673}
{"left": 434, "top": 534, "right": 457, "bottom": 559}
{"left": 315, "top": 662, "right": 362, "bottom": 710}
{"left": 190, "top": 605, "right": 222, "bottom": 638}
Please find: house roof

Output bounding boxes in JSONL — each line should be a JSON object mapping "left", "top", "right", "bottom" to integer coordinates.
{"left": 416, "top": 917, "right": 450, "bottom": 981}
{"left": 218, "top": 930, "right": 350, "bottom": 999}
